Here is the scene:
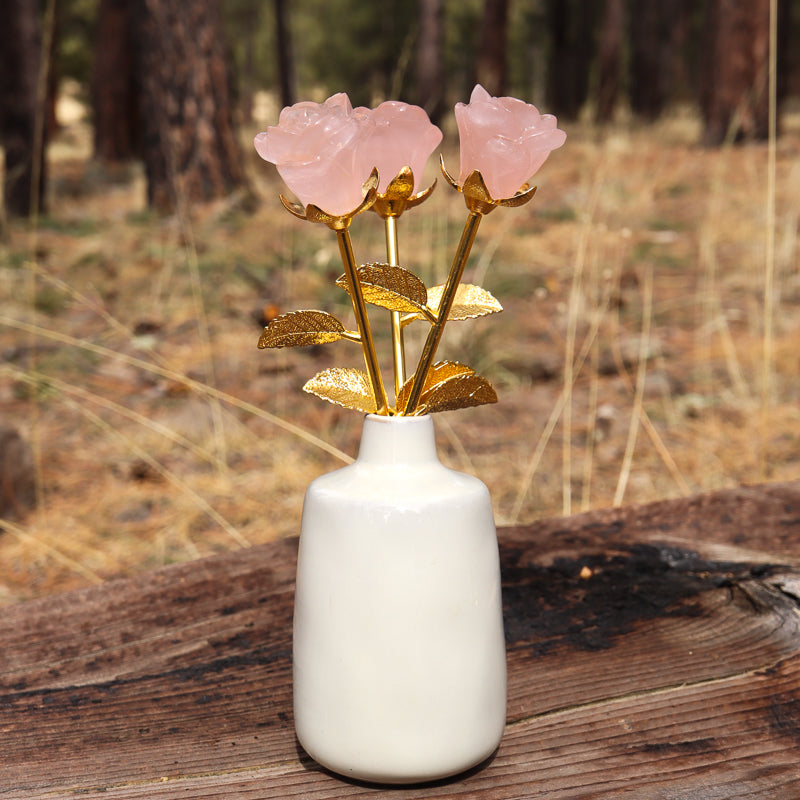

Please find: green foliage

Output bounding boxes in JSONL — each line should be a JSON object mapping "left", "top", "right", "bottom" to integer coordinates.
{"left": 443, "top": 0, "right": 481, "bottom": 101}
{"left": 56, "top": 0, "right": 99, "bottom": 88}
{"left": 222, "top": 0, "right": 277, "bottom": 97}
{"left": 34, "top": 284, "right": 68, "bottom": 315}
{"left": 506, "top": 1, "right": 549, "bottom": 101}
{"left": 291, "top": 0, "right": 416, "bottom": 105}
{"left": 47, "top": 0, "right": 800, "bottom": 160}
{"left": 37, "top": 215, "right": 102, "bottom": 236}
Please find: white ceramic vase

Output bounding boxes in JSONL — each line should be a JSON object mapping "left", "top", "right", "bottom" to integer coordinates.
{"left": 293, "top": 413, "right": 506, "bottom": 784}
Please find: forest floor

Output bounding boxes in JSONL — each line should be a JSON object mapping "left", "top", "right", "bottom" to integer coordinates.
{"left": 2, "top": 93, "right": 800, "bottom": 603}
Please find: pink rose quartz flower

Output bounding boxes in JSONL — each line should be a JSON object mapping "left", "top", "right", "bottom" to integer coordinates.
{"left": 354, "top": 101, "right": 442, "bottom": 194}
{"left": 455, "top": 84, "right": 566, "bottom": 200}
{"left": 254, "top": 93, "right": 372, "bottom": 216}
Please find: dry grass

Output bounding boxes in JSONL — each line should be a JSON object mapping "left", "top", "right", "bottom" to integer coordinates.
{"left": 1, "top": 96, "right": 799, "bottom": 604}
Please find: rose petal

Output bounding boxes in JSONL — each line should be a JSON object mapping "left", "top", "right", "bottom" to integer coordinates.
{"left": 356, "top": 101, "right": 442, "bottom": 193}
{"left": 455, "top": 84, "right": 566, "bottom": 199}
{"left": 254, "top": 92, "right": 373, "bottom": 215}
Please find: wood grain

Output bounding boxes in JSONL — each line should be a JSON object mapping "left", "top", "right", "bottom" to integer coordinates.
{"left": 2, "top": 482, "right": 800, "bottom": 798}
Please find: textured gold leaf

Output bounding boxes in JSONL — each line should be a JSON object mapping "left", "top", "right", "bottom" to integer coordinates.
{"left": 416, "top": 372, "right": 498, "bottom": 415}
{"left": 426, "top": 283, "right": 503, "bottom": 321}
{"left": 396, "top": 361, "right": 475, "bottom": 414}
{"left": 336, "top": 263, "right": 430, "bottom": 316}
{"left": 258, "top": 310, "right": 347, "bottom": 348}
{"left": 303, "top": 368, "right": 377, "bottom": 413}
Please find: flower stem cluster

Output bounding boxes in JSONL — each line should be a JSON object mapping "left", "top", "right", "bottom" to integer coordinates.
{"left": 255, "top": 85, "right": 566, "bottom": 416}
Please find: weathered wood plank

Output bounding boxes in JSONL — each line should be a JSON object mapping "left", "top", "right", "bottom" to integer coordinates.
{"left": 1, "top": 482, "right": 799, "bottom": 798}
{"left": 11, "top": 655, "right": 800, "bottom": 800}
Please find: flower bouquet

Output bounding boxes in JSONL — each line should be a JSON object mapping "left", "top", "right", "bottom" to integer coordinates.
{"left": 254, "top": 85, "right": 564, "bottom": 784}
{"left": 255, "top": 84, "right": 565, "bottom": 417}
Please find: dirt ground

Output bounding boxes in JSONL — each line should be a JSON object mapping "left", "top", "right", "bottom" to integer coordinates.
{"left": 2, "top": 97, "right": 799, "bottom": 603}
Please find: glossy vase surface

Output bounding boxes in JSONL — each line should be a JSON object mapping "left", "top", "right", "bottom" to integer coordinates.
{"left": 293, "top": 413, "right": 506, "bottom": 784}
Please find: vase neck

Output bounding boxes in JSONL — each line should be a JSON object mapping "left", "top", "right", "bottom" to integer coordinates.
{"left": 356, "top": 414, "right": 439, "bottom": 466}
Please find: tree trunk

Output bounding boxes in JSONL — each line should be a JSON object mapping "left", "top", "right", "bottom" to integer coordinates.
{"left": 700, "top": 0, "right": 772, "bottom": 145}
{"left": 273, "top": 0, "right": 296, "bottom": 109}
{"left": 0, "top": 0, "right": 46, "bottom": 217}
{"left": 415, "top": 0, "right": 445, "bottom": 123}
{"left": 545, "top": 0, "right": 597, "bottom": 119}
{"left": 776, "top": 0, "right": 793, "bottom": 105}
{"left": 92, "top": 0, "right": 141, "bottom": 163}
{"left": 475, "top": 0, "right": 509, "bottom": 97}
{"left": 594, "top": 0, "right": 625, "bottom": 123}
{"left": 131, "top": 0, "right": 249, "bottom": 213}
{"left": 628, "top": 0, "right": 686, "bottom": 120}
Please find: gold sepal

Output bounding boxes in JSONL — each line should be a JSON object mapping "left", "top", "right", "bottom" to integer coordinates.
{"left": 303, "top": 368, "right": 377, "bottom": 413}
{"left": 496, "top": 183, "right": 537, "bottom": 208}
{"left": 371, "top": 166, "right": 437, "bottom": 218}
{"left": 440, "top": 155, "right": 537, "bottom": 215}
{"left": 258, "top": 310, "right": 352, "bottom": 348}
{"left": 280, "top": 169, "right": 379, "bottom": 230}
{"left": 426, "top": 283, "right": 503, "bottom": 321}
{"left": 336, "top": 263, "right": 433, "bottom": 318}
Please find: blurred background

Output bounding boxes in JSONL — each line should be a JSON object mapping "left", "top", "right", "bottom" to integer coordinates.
{"left": 1, "top": 0, "right": 799, "bottom": 602}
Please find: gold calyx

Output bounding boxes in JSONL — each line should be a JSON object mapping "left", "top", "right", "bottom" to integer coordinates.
{"left": 439, "top": 155, "right": 537, "bottom": 215}
{"left": 370, "top": 166, "right": 437, "bottom": 220}
{"left": 279, "top": 169, "right": 380, "bottom": 230}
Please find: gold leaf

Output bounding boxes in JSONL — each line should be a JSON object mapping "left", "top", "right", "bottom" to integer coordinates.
{"left": 258, "top": 310, "right": 347, "bottom": 348}
{"left": 426, "top": 284, "right": 503, "bottom": 321}
{"left": 303, "top": 368, "right": 377, "bottom": 413}
{"left": 336, "top": 263, "right": 430, "bottom": 316}
{"left": 416, "top": 372, "right": 498, "bottom": 415}
{"left": 396, "top": 361, "right": 475, "bottom": 413}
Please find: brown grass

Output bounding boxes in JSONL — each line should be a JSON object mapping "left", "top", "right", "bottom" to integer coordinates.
{"left": 1, "top": 95, "right": 799, "bottom": 603}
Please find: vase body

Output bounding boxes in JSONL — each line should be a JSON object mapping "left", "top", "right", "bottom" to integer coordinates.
{"left": 293, "top": 413, "right": 506, "bottom": 784}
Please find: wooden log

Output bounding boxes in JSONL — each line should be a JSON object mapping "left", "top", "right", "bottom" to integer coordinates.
{"left": 1, "top": 482, "right": 800, "bottom": 798}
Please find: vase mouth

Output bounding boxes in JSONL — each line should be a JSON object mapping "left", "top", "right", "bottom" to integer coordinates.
{"left": 359, "top": 413, "right": 437, "bottom": 464}
{"left": 365, "top": 413, "right": 430, "bottom": 424}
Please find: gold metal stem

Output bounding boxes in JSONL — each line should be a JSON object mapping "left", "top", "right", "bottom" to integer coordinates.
{"left": 384, "top": 214, "right": 406, "bottom": 398}
{"left": 336, "top": 227, "right": 389, "bottom": 415}
{"left": 404, "top": 211, "right": 483, "bottom": 415}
